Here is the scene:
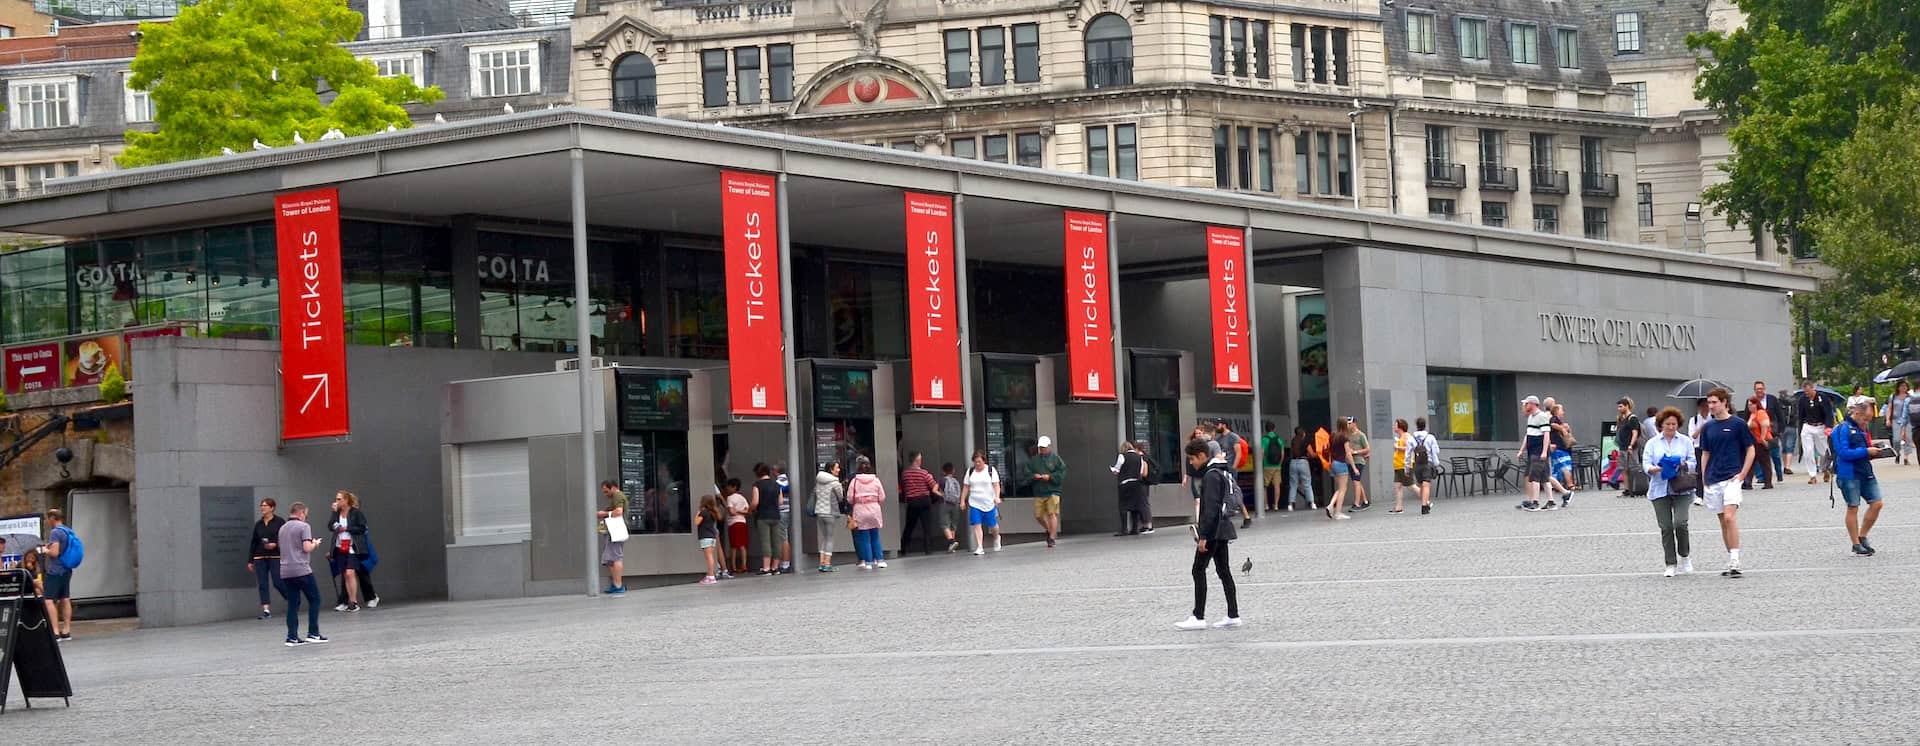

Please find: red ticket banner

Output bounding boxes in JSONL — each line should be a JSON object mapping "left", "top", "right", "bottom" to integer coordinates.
{"left": 904, "top": 192, "right": 962, "bottom": 408}
{"left": 1063, "top": 210, "right": 1116, "bottom": 401}
{"left": 721, "top": 170, "right": 788, "bottom": 418}
{"left": 1207, "top": 226, "right": 1252, "bottom": 392}
{"left": 275, "top": 187, "right": 351, "bottom": 441}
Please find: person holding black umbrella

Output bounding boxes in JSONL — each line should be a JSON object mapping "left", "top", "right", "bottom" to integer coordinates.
{"left": 1797, "top": 380, "right": 1836, "bottom": 484}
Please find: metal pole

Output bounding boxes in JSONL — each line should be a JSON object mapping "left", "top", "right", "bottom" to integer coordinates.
{"left": 570, "top": 148, "right": 598, "bottom": 597}
{"left": 955, "top": 194, "right": 976, "bottom": 467}
{"left": 778, "top": 171, "right": 803, "bottom": 576}
{"left": 1244, "top": 223, "right": 1264, "bottom": 519}
{"left": 1349, "top": 110, "right": 1361, "bottom": 211}
{"left": 1107, "top": 211, "right": 1128, "bottom": 463}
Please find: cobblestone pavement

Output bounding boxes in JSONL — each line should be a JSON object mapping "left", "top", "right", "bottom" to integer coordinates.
{"left": 11, "top": 467, "right": 1919, "bottom": 743}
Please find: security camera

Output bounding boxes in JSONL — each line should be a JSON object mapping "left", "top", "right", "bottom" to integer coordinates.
{"left": 55, "top": 447, "right": 73, "bottom": 464}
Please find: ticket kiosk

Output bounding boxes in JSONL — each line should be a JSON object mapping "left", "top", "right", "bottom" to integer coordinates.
{"left": 794, "top": 360, "right": 898, "bottom": 559}
{"left": 440, "top": 363, "right": 718, "bottom": 599}
{"left": 1126, "top": 349, "right": 1200, "bottom": 523}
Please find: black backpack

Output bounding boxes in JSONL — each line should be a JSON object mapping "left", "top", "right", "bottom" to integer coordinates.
{"left": 1412, "top": 434, "right": 1433, "bottom": 468}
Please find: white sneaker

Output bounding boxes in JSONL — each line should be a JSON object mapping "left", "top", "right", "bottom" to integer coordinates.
{"left": 972, "top": 548, "right": 985, "bottom": 556}
{"left": 858, "top": 562, "right": 871, "bottom": 570}
{"left": 993, "top": 538, "right": 1003, "bottom": 552}
{"left": 1333, "top": 513, "right": 1352, "bottom": 520}
{"left": 1174, "top": 616, "right": 1209, "bottom": 631}
{"left": 366, "top": 597, "right": 379, "bottom": 609}
{"left": 333, "top": 603, "right": 348, "bottom": 612}
{"left": 1679, "top": 558, "right": 1693, "bottom": 574}
{"left": 1211, "top": 617, "right": 1244, "bottom": 629}
{"left": 1693, "top": 496, "right": 1704, "bottom": 507}
{"left": 876, "top": 560, "right": 889, "bottom": 569}
{"left": 1663, "top": 565, "right": 1677, "bottom": 578}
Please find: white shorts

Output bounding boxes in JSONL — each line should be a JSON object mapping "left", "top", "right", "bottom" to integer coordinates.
{"left": 1799, "top": 426, "right": 1829, "bottom": 466}
{"left": 1703, "top": 479, "right": 1743, "bottom": 514}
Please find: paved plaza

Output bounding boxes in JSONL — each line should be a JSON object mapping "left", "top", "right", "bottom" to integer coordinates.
{"left": 11, "top": 468, "right": 1920, "bottom": 743}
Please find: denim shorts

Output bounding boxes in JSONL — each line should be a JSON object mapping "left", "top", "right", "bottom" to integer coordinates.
{"left": 1331, "top": 461, "right": 1351, "bottom": 477}
{"left": 1839, "top": 477, "right": 1883, "bottom": 507}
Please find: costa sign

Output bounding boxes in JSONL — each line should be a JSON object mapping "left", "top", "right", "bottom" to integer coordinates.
{"left": 274, "top": 187, "right": 350, "bottom": 441}
{"left": 721, "top": 170, "right": 788, "bottom": 418}
{"left": 904, "top": 192, "right": 961, "bottom": 408}
{"left": 1206, "top": 226, "right": 1252, "bottom": 392}
{"left": 1063, "top": 210, "right": 1115, "bottom": 401}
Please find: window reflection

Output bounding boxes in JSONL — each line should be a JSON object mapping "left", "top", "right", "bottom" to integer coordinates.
{"left": 476, "top": 231, "right": 634, "bottom": 354}
{"left": 664, "top": 245, "right": 726, "bottom": 359}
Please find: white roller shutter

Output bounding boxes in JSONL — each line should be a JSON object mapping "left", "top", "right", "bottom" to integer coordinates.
{"left": 458, "top": 440, "right": 531, "bottom": 537}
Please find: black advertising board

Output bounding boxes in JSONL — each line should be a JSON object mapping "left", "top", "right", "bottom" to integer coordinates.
{"left": 983, "top": 360, "right": 1037, "bottom": 411}
{"left": 0, "top": 569, "right": 73, "bottom": 713}
{"left": 813, "top": 365, "right": 874, "bottom": 419}
{"left": 616, "top": 371, "right": 690, "bottom": 432}
{"left": 1130, "top": 352, "right": 1181, "bottom": 401}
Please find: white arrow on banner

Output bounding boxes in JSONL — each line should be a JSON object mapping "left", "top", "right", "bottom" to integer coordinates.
{"left": 299, "top": 372, "right": 331, "bottom": 415}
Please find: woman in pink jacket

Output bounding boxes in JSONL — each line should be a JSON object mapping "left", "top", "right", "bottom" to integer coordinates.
{"left": 847, "top": 456, "right": 889, "bottom": 569}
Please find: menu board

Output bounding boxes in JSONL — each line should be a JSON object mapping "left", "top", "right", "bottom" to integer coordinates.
{"left": 984, "top": 415, "right": 1009, "bottom": 488}
{"left": 1131, "top": 400, "right": 1153, "bottom": 442}
{"left": 1297, "top": 295, "right": 1329, "bottom": 400}
{"left": 618, "top": 435, "right": 648, "bottom": 531}
{"left": 813, "top": 366, "right": 874, "bottom": 419}
{"left": 616, "top": 372, "right": 690, "bottom": 432}
{"left": 984, "top": 360, "right": 1037, "bottom": 410}
{"left": 814, "top": 423, "right": 839, "bottom": 471}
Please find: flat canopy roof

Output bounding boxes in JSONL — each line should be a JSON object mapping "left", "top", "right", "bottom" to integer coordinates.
{"left": 0, "top": 107, "right": 1814, "bottom": 291}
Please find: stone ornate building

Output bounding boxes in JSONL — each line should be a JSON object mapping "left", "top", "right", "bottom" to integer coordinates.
{"left": 1381, "top": 0, "right": 1644, "bottom": 240}
{"left": 572, "top": 0, "right": 1398, "bottom": 212}
{"left": 1607, "top": 0, "right": 1780, "bottom": 264}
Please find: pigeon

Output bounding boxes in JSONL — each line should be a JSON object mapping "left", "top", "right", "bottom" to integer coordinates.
{"left": 220, "top": 147, "right": 236, "bottom": 156}
{"left": 252, "top": 139, "right": 270, "bottom": 151}
{"left": 318, "top": 128, "right": 345, "bottom": 141}
{"left": 432, "top": 113, "right": 446, "bottom": 124}
{"left": 384, "top": 124, "right": 397, "bottom": 133}
{"left": 292, "top": 131, "right": 305, "bottom": 144}
{"left": 503, "top": 102, "right": 515, "bottom": 114}
{"left": 1239, "top": 558, "right": 1252, "bottom": 574}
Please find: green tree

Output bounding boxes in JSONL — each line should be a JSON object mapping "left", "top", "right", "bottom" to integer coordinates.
{"left": 120, "top": 0, "right": 443, "bottom": 168}
{"left": 1689, "top": 0, "right": 1920, "bottom": 254}
{"left": 1804, "top": 86, "right": 1920, "bottom": 382}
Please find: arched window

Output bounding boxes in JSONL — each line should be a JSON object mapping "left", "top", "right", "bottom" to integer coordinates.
{"left": 1084, "top": 14, "right": 1133, "bottom": 89}
{"left": 612, "top": 53, "right": 657, "bottom": 115}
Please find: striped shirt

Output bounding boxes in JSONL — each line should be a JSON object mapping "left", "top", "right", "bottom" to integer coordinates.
{"left": 900, "top": 467, "right": 938, "bottom": 499}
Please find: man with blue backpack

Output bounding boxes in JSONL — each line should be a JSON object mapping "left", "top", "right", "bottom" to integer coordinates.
{"left": 40, "top": 508, "right": 82, "bottom": 642}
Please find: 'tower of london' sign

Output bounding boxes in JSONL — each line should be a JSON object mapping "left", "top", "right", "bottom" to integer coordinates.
{"left": 1538, "top": 313, "right": 1698, "bottom": 351}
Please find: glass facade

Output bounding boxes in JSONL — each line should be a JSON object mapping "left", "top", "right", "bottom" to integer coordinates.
{"left": 0, "top": 217, "right": 1090, "bottom": 391}
{"left": 0, "top": 220, "right": 618, "bottom": 354}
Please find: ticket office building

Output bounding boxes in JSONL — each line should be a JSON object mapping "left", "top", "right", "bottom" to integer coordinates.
{"left": 0, "top": 110, "right": 1811, "bottom": 624}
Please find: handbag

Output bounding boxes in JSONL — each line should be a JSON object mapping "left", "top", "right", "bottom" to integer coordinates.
{"left": 1667, "top": 467, "right": 1698, "bottom": 495}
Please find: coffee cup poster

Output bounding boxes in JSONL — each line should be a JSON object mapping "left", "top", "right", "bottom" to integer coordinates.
{"left": 64, "top": 334, "right": 125, "bottom": 386}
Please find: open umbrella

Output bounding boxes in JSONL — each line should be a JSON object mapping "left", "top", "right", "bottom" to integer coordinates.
{"left": 1790, "top": 386, "right": 1845, "bottom": 410}
{"left": 1872, "top": 360, "right": 1920, "bottom": 383}
{"left": 1667, "top": 378, "right": 1730, "bottom": 399}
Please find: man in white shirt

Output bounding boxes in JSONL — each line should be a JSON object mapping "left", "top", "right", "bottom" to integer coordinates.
{"left": 1403, "top": 418, "right": 1441, "bottom": 515}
